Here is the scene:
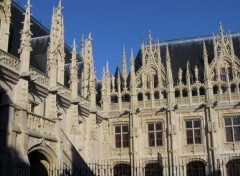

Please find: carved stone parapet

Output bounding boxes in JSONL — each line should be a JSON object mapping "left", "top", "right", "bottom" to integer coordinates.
{"left": 184, "top": 144, "right": 205, "bottom": 154}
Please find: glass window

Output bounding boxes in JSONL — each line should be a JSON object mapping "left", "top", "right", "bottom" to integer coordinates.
{"left": 225, "top": 116, "right": 240, "bottom": 142}
{"left": 186, "top": 120, "right": 201, "bottom": 144}
{"left": 148, "top": 122, "right": 163, "bottom": 147}
{"left": 115, "top": 125, "right": 129, "bottom": 148}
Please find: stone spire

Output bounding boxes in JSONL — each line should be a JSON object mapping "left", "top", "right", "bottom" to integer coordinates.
{"left": 122, "top": 46, "right": 128, "bottom": 90}
{"left": 130, "top": 49, "right": 136, "bottom": 95}
{"left": 148, "top": 30, "right": 152, "bottom": 45}
{"left": 106, "top": 60, "right": 110, "bottom": 77}
{"left": 19, "top": 0, "right": 32, "bottom": 75}
{"left": 166, "top": 45, "right": 173, "bottom": 85}
{"left": 219, "top": 21, "right": 224, "bottom": 39}
{"left": 203, "top": 41, "right": 210, "bottom": 80}
{"left": 47, "top": 1, "right": 65, "bottom": 86}
{"left": 165, "top": 45, "right": 175, "bottom": 106}
{"left": 70, "top": 39, "right": 79, "bottom": 100}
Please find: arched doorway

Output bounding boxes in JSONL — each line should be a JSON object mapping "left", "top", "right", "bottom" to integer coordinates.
{"left": 145, "top": 163, "right": 163, "bottom": 176}
{"left": 28, "top": 151, "right": 49, "bottom": 176}
{"left": 187, "top": 161, "right": 205, "bottom": 176}
{"left": 226, "top": 159, "right": 240, "bottom": 176}
{"left": 114, "top": 163, "right": 131, "bottom": 176}
{"left": 28, "top": 144, "right": 57, "bottom": 176}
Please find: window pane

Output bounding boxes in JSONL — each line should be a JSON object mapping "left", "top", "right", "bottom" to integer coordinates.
{"left": 122, "top": 125, "right": 128, "bottom": 132}
{"left": 148, "top": 133, "right": 155, "bottom": 147}
{"left": 148, "top": 124, "right": 154, "bottom": 131}
{"left": 233, "top": 117, "right": 240, "bottom": 125}
{"left": 225, "top": 118, "right": 232, "bottom": 126}
{"left": 226, "top": 127, "right": 233, "bottom": 142}
{"left": 115, "top": 126, "right": 121, "bottom": 133}
{"left": 156, "top": 132, "right": 162, "bottom": 146}
{"left": 123, "top": 134, "right": 129, "bottom": 147}
{"left": 234, "top": 127, "right": 240, "bottom": 141}
{"left": 194, "top": 120, "right": 201, "bottom": 128}
{"left": 194, "top": 129, "right": 201, "bottom": 144}
{"left": 186, "top": 130, "right": 193, "bottom": 144}
{"left": 186, "top": 121, "right": 192, "bottom": 128}
{"left": 156, "top": 123, "right": 162, "bottom": 131}
{"left": 115, "top": 134, "right": 121, "bottom": 148}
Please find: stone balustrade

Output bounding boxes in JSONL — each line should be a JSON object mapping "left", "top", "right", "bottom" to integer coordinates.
{"left": 0, "top": 49, "right": 20, "bottom": 71}
{"left": 27, "top": 112, "right": 56, "bottom": 136}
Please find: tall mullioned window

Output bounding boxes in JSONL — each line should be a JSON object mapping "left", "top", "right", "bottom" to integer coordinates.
{"left": 115, "top": 125, "right": 129, "bottom": 148}
{"left": 225, "top": 116, "right": 240, "bottom": 142}
{"left": 148, "top": 122, "right": 163, "bottom": 147}
{"left": 186, "top": 120, "right": 201, "bottom": 144}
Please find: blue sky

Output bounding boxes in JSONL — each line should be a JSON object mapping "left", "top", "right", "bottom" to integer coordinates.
{"left": 16, "top": 0, "right": 240, "bottom": 79}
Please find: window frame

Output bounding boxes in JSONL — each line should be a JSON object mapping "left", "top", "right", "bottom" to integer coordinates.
{"left": 224, "top": 115, "right": 240, "bottom": 143}
{"left": 114, "top": 124, "right": 129, "bottom": 148}
{"left": 147, "top": 122, "right": 163, "bottom": 147}
{"left": 185, "top": 119, "right": 202, "bottom": 145}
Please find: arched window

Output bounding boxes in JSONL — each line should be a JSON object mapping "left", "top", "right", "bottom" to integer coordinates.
{"left": 227, "top": 159, "right": 240, "bottom": 176}
{"left": 213, "top": 86, "right": 218, "bottom": 94}
{"left": 154, "top": 91, "right": 160, "bottom": 99}
{"left": 145, "top": 163, "right": 162, "bottom": 176}
{"left": 114, "top": 164, "right": 131, "bottom": 176}
{"left": 187, "top": 161, "right": 205, "bottom": 176}
{"left": 175, "top": 90, "right": 180, "bottom": 98}
{"left": 111, "top": 95, "right": 118, "bottom": 103}
{"left": 182, "top": 89, "right": 188, "bottom": 97}
{"left": 122, "top": 94, "right": 130, "bottom": 102}
{"left": 145, "top": 92, "right": 150, "bottom": 100}
{"left": 199, "top": 87, "right": 205, "bottom": 96}
{"left": 138, "top": 93, "right": 143, "bottom": 101}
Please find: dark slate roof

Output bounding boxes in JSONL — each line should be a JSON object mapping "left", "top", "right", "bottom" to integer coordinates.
{"left": 135, "top": 33, "right": 240, "bottom": 84}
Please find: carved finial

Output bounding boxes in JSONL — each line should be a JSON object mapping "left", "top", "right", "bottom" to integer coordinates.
{"left": 203, "top": 41, "right": 208, "bottom": 59}
{"left": 106, "top": 60, "right": 110, "bottom": 76}
{"left": 111, "top": 75, "right": 115, "bottom": 92}
{"left": 178, "top": 68, "right": 183, "bottom": 83}
{"left": 122, "top": 45, "right": 128, "bottom": 80}
{"left": 219, "top": 21, "right": 224, "bottom": 38}
{"left": 186, "top": 61, "right": 191, "bottom": 86}
{"left": 148, "top": 30, "right": 152, "bottom": 45}
{"left": 71, "top": 38, "right": 77, "bottom": 65}
{"left": 194, "top": 66, "right": 199, "bottom": 82}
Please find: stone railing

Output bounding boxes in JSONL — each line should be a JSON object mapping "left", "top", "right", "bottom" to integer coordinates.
{"left": 29, "top": 67, "right": 49, "bottom": 87}
{"left": 122, "top": 102, "right": 130, "bottom": 109}
{"left": 27, "top": 112, "right": 56, "bottom": 135}
{"left": 0, "top": 49, "right": 20, "bottom": 71}
{"left": 110, "top": 103, "right": 118, "bottom": 110}
{"left": 231, "top": 92, "right": 239, "bottom": 100}
{"left": 61, "top": 130, "right": 94, "bottom": 176}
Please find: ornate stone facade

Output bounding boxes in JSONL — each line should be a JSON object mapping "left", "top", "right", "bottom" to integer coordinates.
{"left": 1, "top": 1, "right": 240, "bottom": 176}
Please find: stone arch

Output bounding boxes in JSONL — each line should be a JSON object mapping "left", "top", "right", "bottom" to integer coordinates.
{"left": 226, "top": 159, "right": 240, "bottom": 176}
{"left": 28, "top": 143, "right": 57, "bottom": 176}
{"left": 186, "top": 160, "right": 206, "bottom": 176}
{"left": 145, "top": 162, "right": 163, "bottom": 176}
{"left": 113, "top": 163, "right": 131, "bottom": 176}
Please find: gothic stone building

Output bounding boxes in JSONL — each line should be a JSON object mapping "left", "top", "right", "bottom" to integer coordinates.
{"left": 0, "top": 0, "right": 240, "bottom": 176}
